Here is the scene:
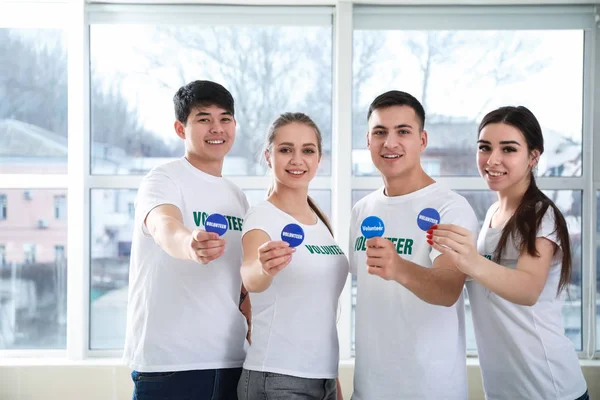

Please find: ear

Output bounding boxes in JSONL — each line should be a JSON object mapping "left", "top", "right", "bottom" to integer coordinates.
{"left": 174, "top": 120, "right": 186, "bottom": 140}
{"left": 366, "top": 131, "right": 371, "bottom": 149}
{"left": 420, "top": 130, "right": 428, "bottom": 152}
{"left": 529, "top": 149, "right": 541, "bottom": 168}
{"left": 264, "top": 150, "right": 272, "bottom": 169}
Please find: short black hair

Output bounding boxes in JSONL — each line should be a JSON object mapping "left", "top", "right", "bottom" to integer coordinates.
{"left": 173, "top": 80, "right": 235, "bottom": 124}
{"left": 367, "top": 90, "right": 426, "bottom": 130}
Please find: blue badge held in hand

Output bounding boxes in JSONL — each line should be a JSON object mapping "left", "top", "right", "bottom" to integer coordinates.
{"left": 417, "top": 208, "right": 440, "bottom": 231}
{"left": 281, "top": 223, "right": 305, "bottom": 247}
{"left": 205, "top": 213, "right": 228, "bottom": 236}
{"left": 361, "top": 216, "right": 385, "bottom": 239}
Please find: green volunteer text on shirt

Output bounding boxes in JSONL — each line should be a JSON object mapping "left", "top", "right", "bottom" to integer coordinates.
{"left": 354, "top": 236, "right": 413, "bottom": 255}
{"left": 193, "top": 211, "right": 244, "bottom": 232}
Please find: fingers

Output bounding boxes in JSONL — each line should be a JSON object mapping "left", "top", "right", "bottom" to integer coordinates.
{"left": 259, "top": 241, "right": 290, "bottom": 252}
{"left": 365, "top": 237, "right": 392, "bottom": 248}
{"left": 367, "top": 265, "right": 385, "bottom": 278}
{"left": 262, "top": 254, "right": 293, "bottom": 276}
{"left": 430, "top": 241, "right": 457, "bottom": 257}
{"left": 195, "top": 246, "right": 225, "bottom": 264}
{"left": 429, "top": 229, "right": 469, "bottom": 247}
{"left": 432, "top": 224, "right": 471, "bottom": 237}
{"left": 192, "top": 229, "right": 220, "bottom": 242}
{"left": 430, "top": 235, "right": 464, "bottom": 253}
{"left": 259, "top": 241, "right": 295, "bottom": 276}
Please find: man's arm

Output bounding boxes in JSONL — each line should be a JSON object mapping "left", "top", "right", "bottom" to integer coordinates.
{"left": 365, "top": 237, "right": 465, "bottom": 307}
{"left": 393, "top": 254, "right": 465, "bottom": 307}
{"left": 145, "top": 204, "right": 224, "bottom": 264}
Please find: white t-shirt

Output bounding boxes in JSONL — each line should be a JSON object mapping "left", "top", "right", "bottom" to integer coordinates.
{"left": 466, "top": 203, "right": 587, "bottom": 400}
{"left": 350, "top": 183, "right": 479, "bottom": 400}
{"left": 123, "top": 157, "right": 249, "bottom": 372}
{"left": 242, "top": 200, "right": 349, "bottom": 379}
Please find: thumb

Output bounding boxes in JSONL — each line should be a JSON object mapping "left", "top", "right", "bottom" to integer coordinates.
{"left": 366, "top": 265, "right": 383, "bottom": 278}
{"left": 192, "top": 229, "right": 218, "bottom": 242}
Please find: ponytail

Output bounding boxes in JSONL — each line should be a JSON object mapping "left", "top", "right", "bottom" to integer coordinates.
{"left": 308, "top": 196, "right": 334, "bottom": 237}
{"left": 494, "top": 173, "right": 572, "bottom": 295}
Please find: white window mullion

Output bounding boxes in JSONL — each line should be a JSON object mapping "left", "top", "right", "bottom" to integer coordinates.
{"left": 66, "top": 0, "right": 90, "bottom": 361}
{"left": 581, "top": 12, "right": 600, "bottom": 359}
{"left": 333, "top": 1, "right": 353, "bottom": 361}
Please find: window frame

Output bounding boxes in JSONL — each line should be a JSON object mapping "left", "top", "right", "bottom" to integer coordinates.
{"left": 0, "top": 1, "right": 596, "bottom": 363}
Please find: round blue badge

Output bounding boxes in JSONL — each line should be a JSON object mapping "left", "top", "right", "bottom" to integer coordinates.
{"left": 281, "top": 223, "right": 305, "bottom": 247}
{"left": 361, "top": 216, "right": 385, "bottom": 239}
{"left": 205, "top": 213, "right": 228, "bottom": 236}
{"left": 416, "top": 208, "right": 440, "bottom": 231}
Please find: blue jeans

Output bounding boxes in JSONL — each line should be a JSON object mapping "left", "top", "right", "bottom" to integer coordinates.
{"left": 575, "top": 390, "right": 589, "bottom": 400}
{"left": 237, "top": 368, "right": 337, "bottom": 400}
{"left": 132, "top": 368, "right": 242, "bottom": 400}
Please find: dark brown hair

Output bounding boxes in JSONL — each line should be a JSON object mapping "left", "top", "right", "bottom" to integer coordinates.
{"left": 480, "top": 106, "right": 571, "bottom": 295}
{"left": 265, "top": 112, "right": 333, "bottom": 236}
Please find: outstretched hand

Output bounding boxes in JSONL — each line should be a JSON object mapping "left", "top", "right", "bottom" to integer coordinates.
{"left": 428, "top": 224, "right": 480, "bottom": 275}
{"left": 188, "top": 229, "right": 226, "bottom": 264}
{"left": 258, "top": 241, "right": 295, "bottom": 277}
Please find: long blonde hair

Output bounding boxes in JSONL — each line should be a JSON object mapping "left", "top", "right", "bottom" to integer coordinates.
{"left": 264, "top": 112, "right": 333, "bottom": 236}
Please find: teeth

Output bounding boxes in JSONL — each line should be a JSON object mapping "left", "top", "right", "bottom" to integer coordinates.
{"left": 206, "top": 140, "right": 224, "bottom": 144}
{"left": 383, "top": 155, "right": 400, "bottom": 159}
{"left": 488, "top": 171, "right": 504, "bottom": 177}
{"left": 288, "top": 171, "right": 304, "bottom": 175}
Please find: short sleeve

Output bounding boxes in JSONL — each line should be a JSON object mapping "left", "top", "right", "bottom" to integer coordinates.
{"left": 241, "top": 205, "right": 273, "bottom": 241}
{"left": 430, "top": 198, "right": 480, "bottom": 264}
{"left": 135, "top": 171, "right": 182, "bottom": 236}
{"left": 538, "top": 207, "right": 559, "bottom": 245}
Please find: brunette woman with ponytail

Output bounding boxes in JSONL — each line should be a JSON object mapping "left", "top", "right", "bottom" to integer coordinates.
{"left": 238, "top": 113, "right": 347, "bottom": 400}
{"left": 430, "top": 106, "right": 587, "bottom": 400}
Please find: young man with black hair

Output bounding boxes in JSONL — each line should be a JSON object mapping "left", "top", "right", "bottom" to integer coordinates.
{"left": 124, "top": 80, "right": 250, "bottom": 399}
{"left": 350, "top": 90, "right": 479, "bottom": 400}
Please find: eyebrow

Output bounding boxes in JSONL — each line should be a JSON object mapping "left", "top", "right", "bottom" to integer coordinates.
{"left": 477, "top": 139, "right": 521, "bottom": 146}
{"left": 372, "top": 124, "right": 414, "bottom": 130}
{"left": 278, "top": 142, "right": 317, "bottom": 147}
{"left": 194, "top": 111, "right": 233, "bottom": 117}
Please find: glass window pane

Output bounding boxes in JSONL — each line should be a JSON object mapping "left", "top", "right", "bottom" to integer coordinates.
{"left": 90, "top": 189, "right": 135, "bottom": 349}
{"left": 350, "top": 189, "right": 582, "bottom": 354}
{"left": 0, "top": 29, "right": 67, "bottom": 174}
{"left": 352, "top": 30, "right": 583, "bottom": 177}
{"left": 90, "top": 25, "right": 332, "bottom": 176}
{"left": 0, "top": 189, "right": 67, "bottom": 349}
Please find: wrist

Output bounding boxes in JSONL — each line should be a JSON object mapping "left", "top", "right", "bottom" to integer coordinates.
{"left": 393, "top": 256, "right": 408, "bottom": 285}
{"left": 468, "top": 255, "right": 488, "bottom": 280}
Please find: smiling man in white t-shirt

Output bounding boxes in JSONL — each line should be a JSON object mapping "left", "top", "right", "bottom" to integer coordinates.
{"left": 350, "top": 91, "right": 479, "bottom": 400}
{"left": 123, "top": 80, "right": 250, "bottom": 400}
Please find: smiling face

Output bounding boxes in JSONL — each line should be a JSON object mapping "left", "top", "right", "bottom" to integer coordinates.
{"left": 266, "top": 122, "right": 321, "bottom": 191}
{"left": 477, "top": 122, "right": 539, "bottom": 193}
{"left": 367, "top": 105, "right": 427, "bottom": 181}
{"left": 174, "top": 105, "right": 236, "bottom": 165}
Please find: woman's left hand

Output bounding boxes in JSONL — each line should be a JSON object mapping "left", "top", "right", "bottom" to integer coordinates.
{"left": 428, "top": 224, "right": 480, "bottom": 275}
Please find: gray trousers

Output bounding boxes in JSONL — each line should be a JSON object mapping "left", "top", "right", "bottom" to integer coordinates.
{"left": 237, "top": 368, "right": 337, "bottom": 400}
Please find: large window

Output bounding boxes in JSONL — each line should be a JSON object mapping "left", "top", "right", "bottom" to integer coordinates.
{"left": 352, "top": 30, "right": 583, "bottom": 177}
{"left": 2, "top": 3, "right": 598, "bottom": 363}
{"left": 350, "top": 5, "right": 593, "bottom": 359}
{"left": 89, "top": 23, "right": 332, "bottom": 176}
